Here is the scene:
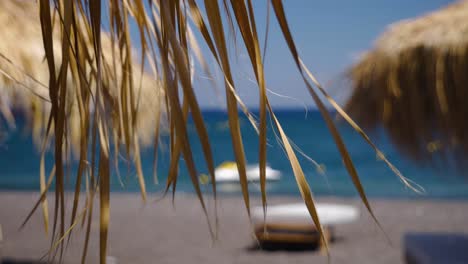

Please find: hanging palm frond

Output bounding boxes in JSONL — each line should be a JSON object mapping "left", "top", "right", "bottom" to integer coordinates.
{"left": 0, "top": 1, "right": 415, "bottom": 263}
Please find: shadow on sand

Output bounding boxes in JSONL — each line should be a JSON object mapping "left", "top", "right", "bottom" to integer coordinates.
{"left": 245, "top": 236, "right": 344, "bottom": 252}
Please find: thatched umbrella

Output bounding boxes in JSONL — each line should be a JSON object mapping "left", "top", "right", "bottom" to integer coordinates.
{"left": 346, "top": 0, "right": 468, "bottom": 161}
{"left": 0, "top": 0, "right": 164, "bottom": 153}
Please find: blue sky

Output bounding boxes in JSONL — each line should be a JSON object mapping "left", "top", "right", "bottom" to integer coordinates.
{"left": 128, "top": 0, "right": 452, "bottom": 109}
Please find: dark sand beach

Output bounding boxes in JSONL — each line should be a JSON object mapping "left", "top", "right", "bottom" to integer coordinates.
{"left": 1, "top": 192, "right": 467, "bottom": 264}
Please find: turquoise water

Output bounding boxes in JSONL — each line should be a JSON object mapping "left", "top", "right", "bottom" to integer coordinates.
{"left": 1, "top": 109, "right": 468, "bottom": 199}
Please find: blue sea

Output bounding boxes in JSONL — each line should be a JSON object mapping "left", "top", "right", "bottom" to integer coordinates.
{"left": 1, "top": 109, "right": 468, "bottom": 199}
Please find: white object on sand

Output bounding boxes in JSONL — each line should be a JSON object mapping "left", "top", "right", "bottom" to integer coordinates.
{"left": 252, "top": 203, "right": 359, "bottom": 226}
{"left": 214, "top": 162, "right": 281, "bottom": 183}
{"left": 106, "top": 256, "right": 118, "bottom": 264}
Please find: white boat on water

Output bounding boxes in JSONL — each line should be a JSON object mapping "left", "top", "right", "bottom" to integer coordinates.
{"left": 213, "top": 161, "right": 282, "bottom": 183}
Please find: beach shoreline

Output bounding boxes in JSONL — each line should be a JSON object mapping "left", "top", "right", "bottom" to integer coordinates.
{"left": 1, "top": 192, "right": 467, "bottom": 264}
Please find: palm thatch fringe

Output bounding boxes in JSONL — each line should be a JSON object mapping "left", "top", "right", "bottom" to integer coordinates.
{"left": 346, "top": 0, "right": 468, "bottom": 161}
{"left": 0, "top": 1, "right": 406, "bottom": 263}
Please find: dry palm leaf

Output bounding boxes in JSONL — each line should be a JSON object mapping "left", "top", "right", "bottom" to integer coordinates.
{"left": 0, "top": 0, "right": 420, "bottom": 262}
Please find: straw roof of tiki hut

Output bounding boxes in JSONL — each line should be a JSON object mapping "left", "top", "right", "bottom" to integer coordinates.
{"left": 0, "top": 0, "right": 164, "bottom": 153}
{"left": 346, "top": 0, "right": 468, "bottom": 161}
